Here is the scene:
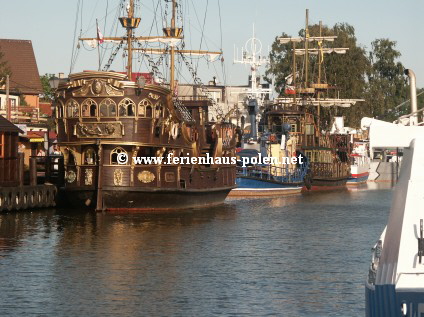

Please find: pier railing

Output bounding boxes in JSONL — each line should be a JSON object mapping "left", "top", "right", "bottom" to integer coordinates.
{"left": 237, "top": 165, "right": 307, "bottom": 184}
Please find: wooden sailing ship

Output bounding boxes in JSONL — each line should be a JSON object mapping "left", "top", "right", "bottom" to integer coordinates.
{"left": 262, "top": 10, "right": 360, "bottom": 189}
{"left": 55, "top": 0, "right": 237, "bottom": 211}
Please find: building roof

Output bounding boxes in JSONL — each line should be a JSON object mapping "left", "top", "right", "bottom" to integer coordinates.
{"left": 0, "top": 39, "right": 43, "bottom": 95}
{"left": 0, "top": 115, "right": 23, "bottom": 133}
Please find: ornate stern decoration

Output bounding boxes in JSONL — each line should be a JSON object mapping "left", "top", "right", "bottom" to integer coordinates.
{"left": 85, "top": 169, "right": 93, "bottom": 186}
{"left": 66, "top": 170, "right": 77, "bottom": 183}
{"left": 137, "top": 171, "right": 155, "bottom": 183}
{"left": 114, "top": 169, "right": 124, "bottom": 186}
{"left": 72, "top": 78, "right": 124, "bottom": 97}
{"left": 76, "top": 122, "right": 123, "bottom": 138}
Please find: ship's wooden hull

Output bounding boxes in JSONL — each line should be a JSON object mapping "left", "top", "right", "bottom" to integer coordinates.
{"left": 62, "top": 186, "right": 234, "bottom": 211}
{"left": 306, "top": 176, "right": 348, "bottom": 190}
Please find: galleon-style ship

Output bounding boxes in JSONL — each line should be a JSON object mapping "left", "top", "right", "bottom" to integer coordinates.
{"left": 262, "top": 10, "right": 361, "bottom": 189}
{"left": 55, "top": 0, "right": 237, "bottom": 211}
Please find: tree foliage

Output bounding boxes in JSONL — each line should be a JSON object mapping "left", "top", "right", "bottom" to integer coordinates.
{"left": 0, "top": 48, "right": 11, "bottom": 86}
{"left": 40, "top": 73, "right": 55, "bottom": 101}
{"left": 266, "top": 23, "right": 410, "bottom": 127}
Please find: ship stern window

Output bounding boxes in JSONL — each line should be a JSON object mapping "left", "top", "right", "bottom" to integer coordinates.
{"left": 110, "top": 147, "right": 128, "bottom": 165}
{"left": 118, "top": 98, "right": 136, "bottom": 117}
{"left": 138, "top": 99, "right": 153, "bottom": 118}
{"left": 82, "top": 99, "right": 98, "bottom": 117}
{"left": 100, "top": 98, "right": 117, "bottom": 117}
{"left": 66, "top": 99, "right": 80, "bottom": 118}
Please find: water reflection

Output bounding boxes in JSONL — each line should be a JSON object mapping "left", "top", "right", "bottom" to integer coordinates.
{"left": 0, "top": 188, "right": 392, "bottom": 316}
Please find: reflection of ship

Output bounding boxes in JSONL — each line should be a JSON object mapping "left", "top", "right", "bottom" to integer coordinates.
{"left": 55, "top": 0, "right": 237, "bottom": 211}
{"left": 261, "top": 10, "right": 362, "bottom": 190}
{"left": 365, "top": 69, "right": 424, "bottom": 316}
{"left": 229, "top": 30, "right": 307, "bottom": 197}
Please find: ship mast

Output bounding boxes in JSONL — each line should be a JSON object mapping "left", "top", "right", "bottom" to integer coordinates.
{"left": 170, "top": 0, "right": 177, "bottom": 93}
{"left": 117, "top": 0, "right": 140, "bottom": 80}
{"left": 305, "top": 9, "right": 309, "bottom": 88}
{"left": 127, "top": 0, "right": 134, "bottom": 80}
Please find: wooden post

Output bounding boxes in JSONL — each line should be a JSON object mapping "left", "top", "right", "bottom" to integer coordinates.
{"left": 18, "top": 152, "right": 24, "bottom": 186}
{"left": 57, "top": 157, "right": 65, "bottom": 187}
{"left": 29, "top": 157, "right": 37, "bottom": 186}
{"left": 45, "top": 156, "right": 51, "bottom": 184}
{"left": 95, "top": 144, "right": 103, "bottom": 211}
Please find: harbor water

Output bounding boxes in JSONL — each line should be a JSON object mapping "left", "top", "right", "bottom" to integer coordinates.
{"left": 0, "top": 184, "right": 392, "bottom": 316}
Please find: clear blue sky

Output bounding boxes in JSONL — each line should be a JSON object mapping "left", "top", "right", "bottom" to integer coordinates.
{"left": 1, "top": 0, "right": 423, "bottom": 87}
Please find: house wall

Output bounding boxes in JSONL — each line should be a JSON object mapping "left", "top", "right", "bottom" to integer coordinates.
{"left": 23, "top": 94, "right": 39, "bottom": 109}
{"left": 0, "top": 94, "right": 20, "bottom": 111}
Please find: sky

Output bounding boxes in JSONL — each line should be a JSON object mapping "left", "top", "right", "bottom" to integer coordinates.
{"left": 1, "top": 0, "right": 423, "bottom": 88}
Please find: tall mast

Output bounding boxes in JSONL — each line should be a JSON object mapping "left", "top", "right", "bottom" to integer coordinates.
{"left": 127, "top": 0, "right": 134, "bottom": 79}
{"left": 118, "top": 0, "right": 140, "bottom": 80}
{"left": 318, "top": 20, "right": 322, "bottom": 84}
{"left": 304, "top": 9, "right": 309, "bottom": 88}
{"left": 292, "top": 41, "right": 296, "bottom": 104}
{"left": 170, "top": 0, "right": 177, "bottom": 93}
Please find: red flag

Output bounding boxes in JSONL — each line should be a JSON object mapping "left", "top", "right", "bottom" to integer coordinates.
{"left": 97, "top": 27, "right": 104, "bottom": 44}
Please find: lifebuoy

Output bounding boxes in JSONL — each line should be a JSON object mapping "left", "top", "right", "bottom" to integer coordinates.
{"left": 171, "top": 122, "right": 179, "bottom": 140}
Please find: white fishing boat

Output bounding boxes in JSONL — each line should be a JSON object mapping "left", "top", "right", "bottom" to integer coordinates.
{"left": 365, "top": 69, "right": 424, "bottom": 316}
{"left": 347, "top": 140, "right": 370, "bottom": 185}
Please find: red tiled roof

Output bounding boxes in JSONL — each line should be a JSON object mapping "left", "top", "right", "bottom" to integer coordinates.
{"left": 0, "top": 39, "right": 43, "bottom": 95}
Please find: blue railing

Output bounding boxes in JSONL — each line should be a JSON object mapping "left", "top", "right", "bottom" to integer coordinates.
{"left": 237, "top": 164, "right": 308, "bottom": 184}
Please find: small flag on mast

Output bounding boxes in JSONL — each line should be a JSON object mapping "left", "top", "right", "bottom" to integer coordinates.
{"left": 97, "top": 27, "right": 104, "bottom": 44}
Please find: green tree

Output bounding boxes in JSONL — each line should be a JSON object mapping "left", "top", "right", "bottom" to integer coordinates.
{"left": 0, "top": 48, "right": 11, "bottom": 86}
{"left": 40, "top": 73, "right": 55, "bottom": 101}
{"left": 364, "top": 39, "right": 408, "bottom": 121}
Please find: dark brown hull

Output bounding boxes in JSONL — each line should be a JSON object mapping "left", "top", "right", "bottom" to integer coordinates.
{"left": 302, "top": 176, "right": 348, "bottom": 191}
{"left": 62, "top": 186, "right": 234, "bottom": 211}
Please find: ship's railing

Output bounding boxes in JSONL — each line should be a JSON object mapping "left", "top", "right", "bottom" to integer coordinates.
{"left": 177, "top": 95, "right": 210, "bottom": 102}
{"left": 267, "top": 102, "right": 303, "bottom": 113}
{"left": 311, "top": 162, "right": 350, "bottom": 178}
{"left": 237, "top": 165, "right": 308, "bottom": 183}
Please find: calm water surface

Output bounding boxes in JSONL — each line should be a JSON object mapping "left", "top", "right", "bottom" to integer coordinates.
{"left": 0, "top": 184, "right": 392, "bottom": 316}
